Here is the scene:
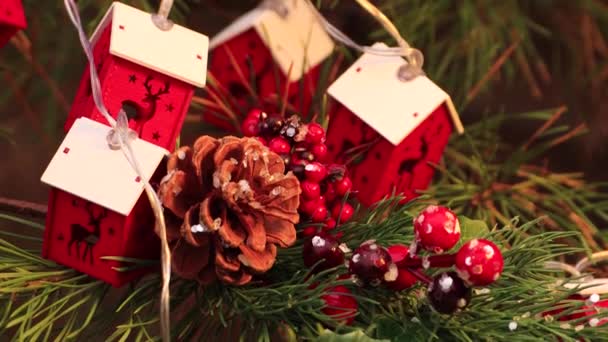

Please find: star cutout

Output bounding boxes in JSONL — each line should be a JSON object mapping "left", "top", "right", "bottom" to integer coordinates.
{"left": 72, "top": 199, "right": 78, "bottom": 207}
{"left": 128, "top": 74, "right": 137, "bottom": 83}
{"left": 57, "top": 233, "right": 64, "bottom": 241}
{"left": 108, "top": 227, "right": 115, "bottom": 236}
{"left": 165, "top": 103, "right": 174, "bottom": 112}
{"left": 152, "top": 131, "right": 161, "bottom": 141}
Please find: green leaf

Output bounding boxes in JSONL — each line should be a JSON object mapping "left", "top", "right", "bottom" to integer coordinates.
{"left": 457, "top": 216, "right": 490, "bottom": 249}
{"left": 315, "top": 329, "right": 388, "bottom": 342}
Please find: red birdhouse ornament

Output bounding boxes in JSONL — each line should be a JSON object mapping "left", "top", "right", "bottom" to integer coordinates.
{"left": 205, "top": 0, "right": 334, "bottom": 129}
{"left": 41, "top": 2, "right": 210, "bottom": 287}
{"left": 325, "top": 43, "right": 463, "bottom": 207}
{"left": 0, "top": 0, "right": 26, "bottom": 48}
{"left": 42, "top": 118, "right": 168, "bottom": 287}
{"left": 64, "top": 2, "right": 209, "bottom": 152}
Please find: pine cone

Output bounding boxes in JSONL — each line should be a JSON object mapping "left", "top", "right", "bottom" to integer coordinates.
{"left": 158, "top": 136, "right": 301, "bottom": 285}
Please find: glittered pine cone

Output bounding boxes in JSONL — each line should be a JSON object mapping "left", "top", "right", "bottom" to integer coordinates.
{"left": 158, "top": 136, "right": 301, "bottom": 285}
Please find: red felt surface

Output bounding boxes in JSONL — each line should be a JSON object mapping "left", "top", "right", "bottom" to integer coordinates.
{"left": 65, "top": 24, "right": 194, "bottom": 152}
{"left": 205, "top": 28, "right": 321, "bottom": 130}
{"left": 326, "top": 103, "right": 454, "bottom": 206}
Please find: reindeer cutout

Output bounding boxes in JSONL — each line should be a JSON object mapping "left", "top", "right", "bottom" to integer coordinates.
{"left": 123, "top": 75, "right": 171, "bottom": 136}
{"left": 68, "top": 202, "right": 108, "bottom": 264}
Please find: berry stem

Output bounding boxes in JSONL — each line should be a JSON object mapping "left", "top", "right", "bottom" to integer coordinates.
{"left": 397, "top": 254, "right": 457, "bottom": 269}
{"left": 407, "top": 268, "right": 432, "bottom": 285}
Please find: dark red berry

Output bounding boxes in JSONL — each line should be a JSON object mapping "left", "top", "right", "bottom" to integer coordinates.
{"left": 321, "top": 285, "right": 358, "bottom": 325}
{"left": 302, "top": 233, "right": 346, "bottom": 271}
{"left": 311, "top": 143, "right": 329, "bottom": 162}
{"left": 332, "top": 202, "right": 354, "bottom": 223}
{"left": 301, "top": 181, "right": 321, "bottom": 201}
{"left": 290, "top": 163, "right": 306, "bottom": 179}
{"left": 455, "top": 239, "right": 504, "bottom": 286}
{"left": 300, "top": 200, "right": 318, "bottom": 216}
{"left": 428, "top": 272, "right": 471, "bottom": 314}
{"left": 268, "top": 137, "right": 291, "bottom": 154}
{"left": 305, "top": 162, "right": 328, "bottom": 183}
{"left": 349, "top": 240, "right": 396, "bottom": 287}
{"left": 260, "top": 116, "right": 283, "bottom": 136}
{"left": 413, "top": 205, "right": 461, "bottom": 253}
{"left": 385, "top": 245, "right": 418, "bottom": 291}
{"left": 323, "top": 218, "right": 337, "bottom": 231}
{"left": 306, "top": 123, "right": 326, "bottom": 144}
{"left": 241, "top": 117, "right": 260, "bottom": 137}
{"left": 311, "top": 205, "right": 328, "bottom": 223}
{"left": 334, "top": 176, "right": 353, "bottom": 197}
{"left": 324, "top": 182, "right": 338, "bottom": 203}
{"left": 302, "top": 226, "right": 318, "bottom": 237}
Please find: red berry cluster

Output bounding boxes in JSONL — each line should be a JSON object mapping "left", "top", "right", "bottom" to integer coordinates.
{"left": 302, "top": 204, "right": 505, "bottom": 316}
{"left": 241, "top": 109, "right": 355, "bottom": 233}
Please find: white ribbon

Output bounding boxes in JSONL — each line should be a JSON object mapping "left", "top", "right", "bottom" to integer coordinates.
{"left": 63, "top": 1, "right": 172, "bottom": 341}
{"left": 546, "top": 251, "right": 608, "bottom": 296}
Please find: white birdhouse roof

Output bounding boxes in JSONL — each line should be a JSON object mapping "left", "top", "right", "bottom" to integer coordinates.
{"left": 328, "top": 43, "right": 463, "bottom": 146}
{"left": 209, "top": 0, "right": 334, "bottom": 82}
{"left": 41, "top": 118, "right": 168, "bottom": 216}
{"left": 91, "top": 2, "right": 209, "bottom": 88}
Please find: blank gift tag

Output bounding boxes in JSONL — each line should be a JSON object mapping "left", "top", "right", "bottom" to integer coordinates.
{"left": 91, "top": 2, "right": 209, "bottom": 88}
{"left": 41, "top": 117, "right": 168, "bottom": 216}
{"left": 210, "top": 0, "right": 334, "bottom": 82}
{"left": 328, "top": 43, "right": 463, "bottom": 146}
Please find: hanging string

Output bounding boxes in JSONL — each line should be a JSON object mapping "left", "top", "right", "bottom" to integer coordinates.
{"left": 545, "top": 252, "right": 608, "bottom": 295}
{"left": 152, "top": 0, "right": 175, "bottom": 31}
{"left": 63, "top": 1, "right": 171, "bottom": 342}
{"left": 262, "top": 0, "right": 425, "bottom": 81}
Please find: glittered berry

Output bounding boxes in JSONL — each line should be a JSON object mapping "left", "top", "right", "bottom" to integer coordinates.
{"left": 311, "top": 143, "right": 329, "bottom": 162}
{"left": 268, "top": 137, "right": 291, "bottom": 154}
{"left": 413, "top": 205, "right": 461, "bottom": 253}
{"left": 455, "top": 239, "right": 504, "bottom": 286}
{"left": 385, "top": 245, "right": 418, "bottom": 291}
{"left": 301, "top": 181, "right": 321, "bottom": 201}
{"left": 303, "top": 233, "right": 346, "bottom": 271}
{"left": 332, "top": 202, "right": 354, "bottom": 223}
{"left": 305, "top": 162, "right": 328, "bottom": 183}
{"left": 428, "top": 272, "right": 472, "bottom": 314}
{"left": 349, "top": 240, "right": 397, "bottom": 287}
{"left": 324, "top": 218, "right": 337, "bottom": 231}
{"left": 241, "top": 117, "right": 260, "bottom": 137}
{"left": 311, "top": 205, "right": 328, "bottom": 223}
{"left": 322, "top": 286, "right": 358, "bottom": 325}
{"left": 334, "top": 176, "right": 353, "bottom": 197}
{"left": 306, "top": 123, "right": 325, "bottom": 144}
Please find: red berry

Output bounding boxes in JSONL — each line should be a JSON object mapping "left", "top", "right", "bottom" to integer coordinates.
{"left": 321, "top": 286, "right": 358, "bottom": 325}
{"left": 302, "top": 226, "right": 318, "bottom": 237}
{"left": 254, "top": 136, "right": 267, "bottom": 146}
{"left": 241, "top": 117, "right": 260, "bottom": 137}
{"left": 306, "top": 123, "right": 326, "bottom": 144}
{"left": 385, "top": 244, "right": 418, "bottom": 290}
{"left": 349, "top": 240, "right": 396, "bottom": 287}
{"left": 317, "top": 195, "right": 326, "bottom": 205}
{"left": 324, "top": 183, "right": 338, "bottom": 203}
{"left": 311, "top": 205, "right": 328, "bottom": 222}
{"left": 311, "top": 143, "right": 329, "bottom": 162}
{"left": 413, "top": 205, "right": 461, "bottom": 253}
{"left": 305, "top": 162, "right": 328, "bottom": 183}
{"left": 302, "top": 233, "right": 345, "bottom": 271}
{"left": 332, "top": 202, "right": 354, "bottom": 223}
{"left": 246, "top": 108, "right": 264, "bottom": 121}
{"left": 300, "top": 200, "right": 318, "bottom": 215}
{"left": 428, "top": 272, "right": 471, "bottom": 314}
{"left": 268, "top": 137, "right": 291, "bottom": 154}
{"left": 323, "top": 218, "right": 337, "bottom": 231}
{"left": 455, "top": 239, "right": 504, "bottom": 286}
{"left": 334, "top": 176, "right": 353, "bottom": 197}
{"left": 301, "top": 181, "right": 321, "bottom": 201}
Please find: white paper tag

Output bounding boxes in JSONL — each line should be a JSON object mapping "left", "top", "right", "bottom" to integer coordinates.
{"left": 328, "top": 43, "right": 462, "bottom": 146}
{"left": 41, "top": 117, "right": 168, "bottom": 216}
{"left": 210, "top": 0, "right": 334, "bottom": 82}
{"left": 92, "top": 2, "right": 209, "bottom": 88}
